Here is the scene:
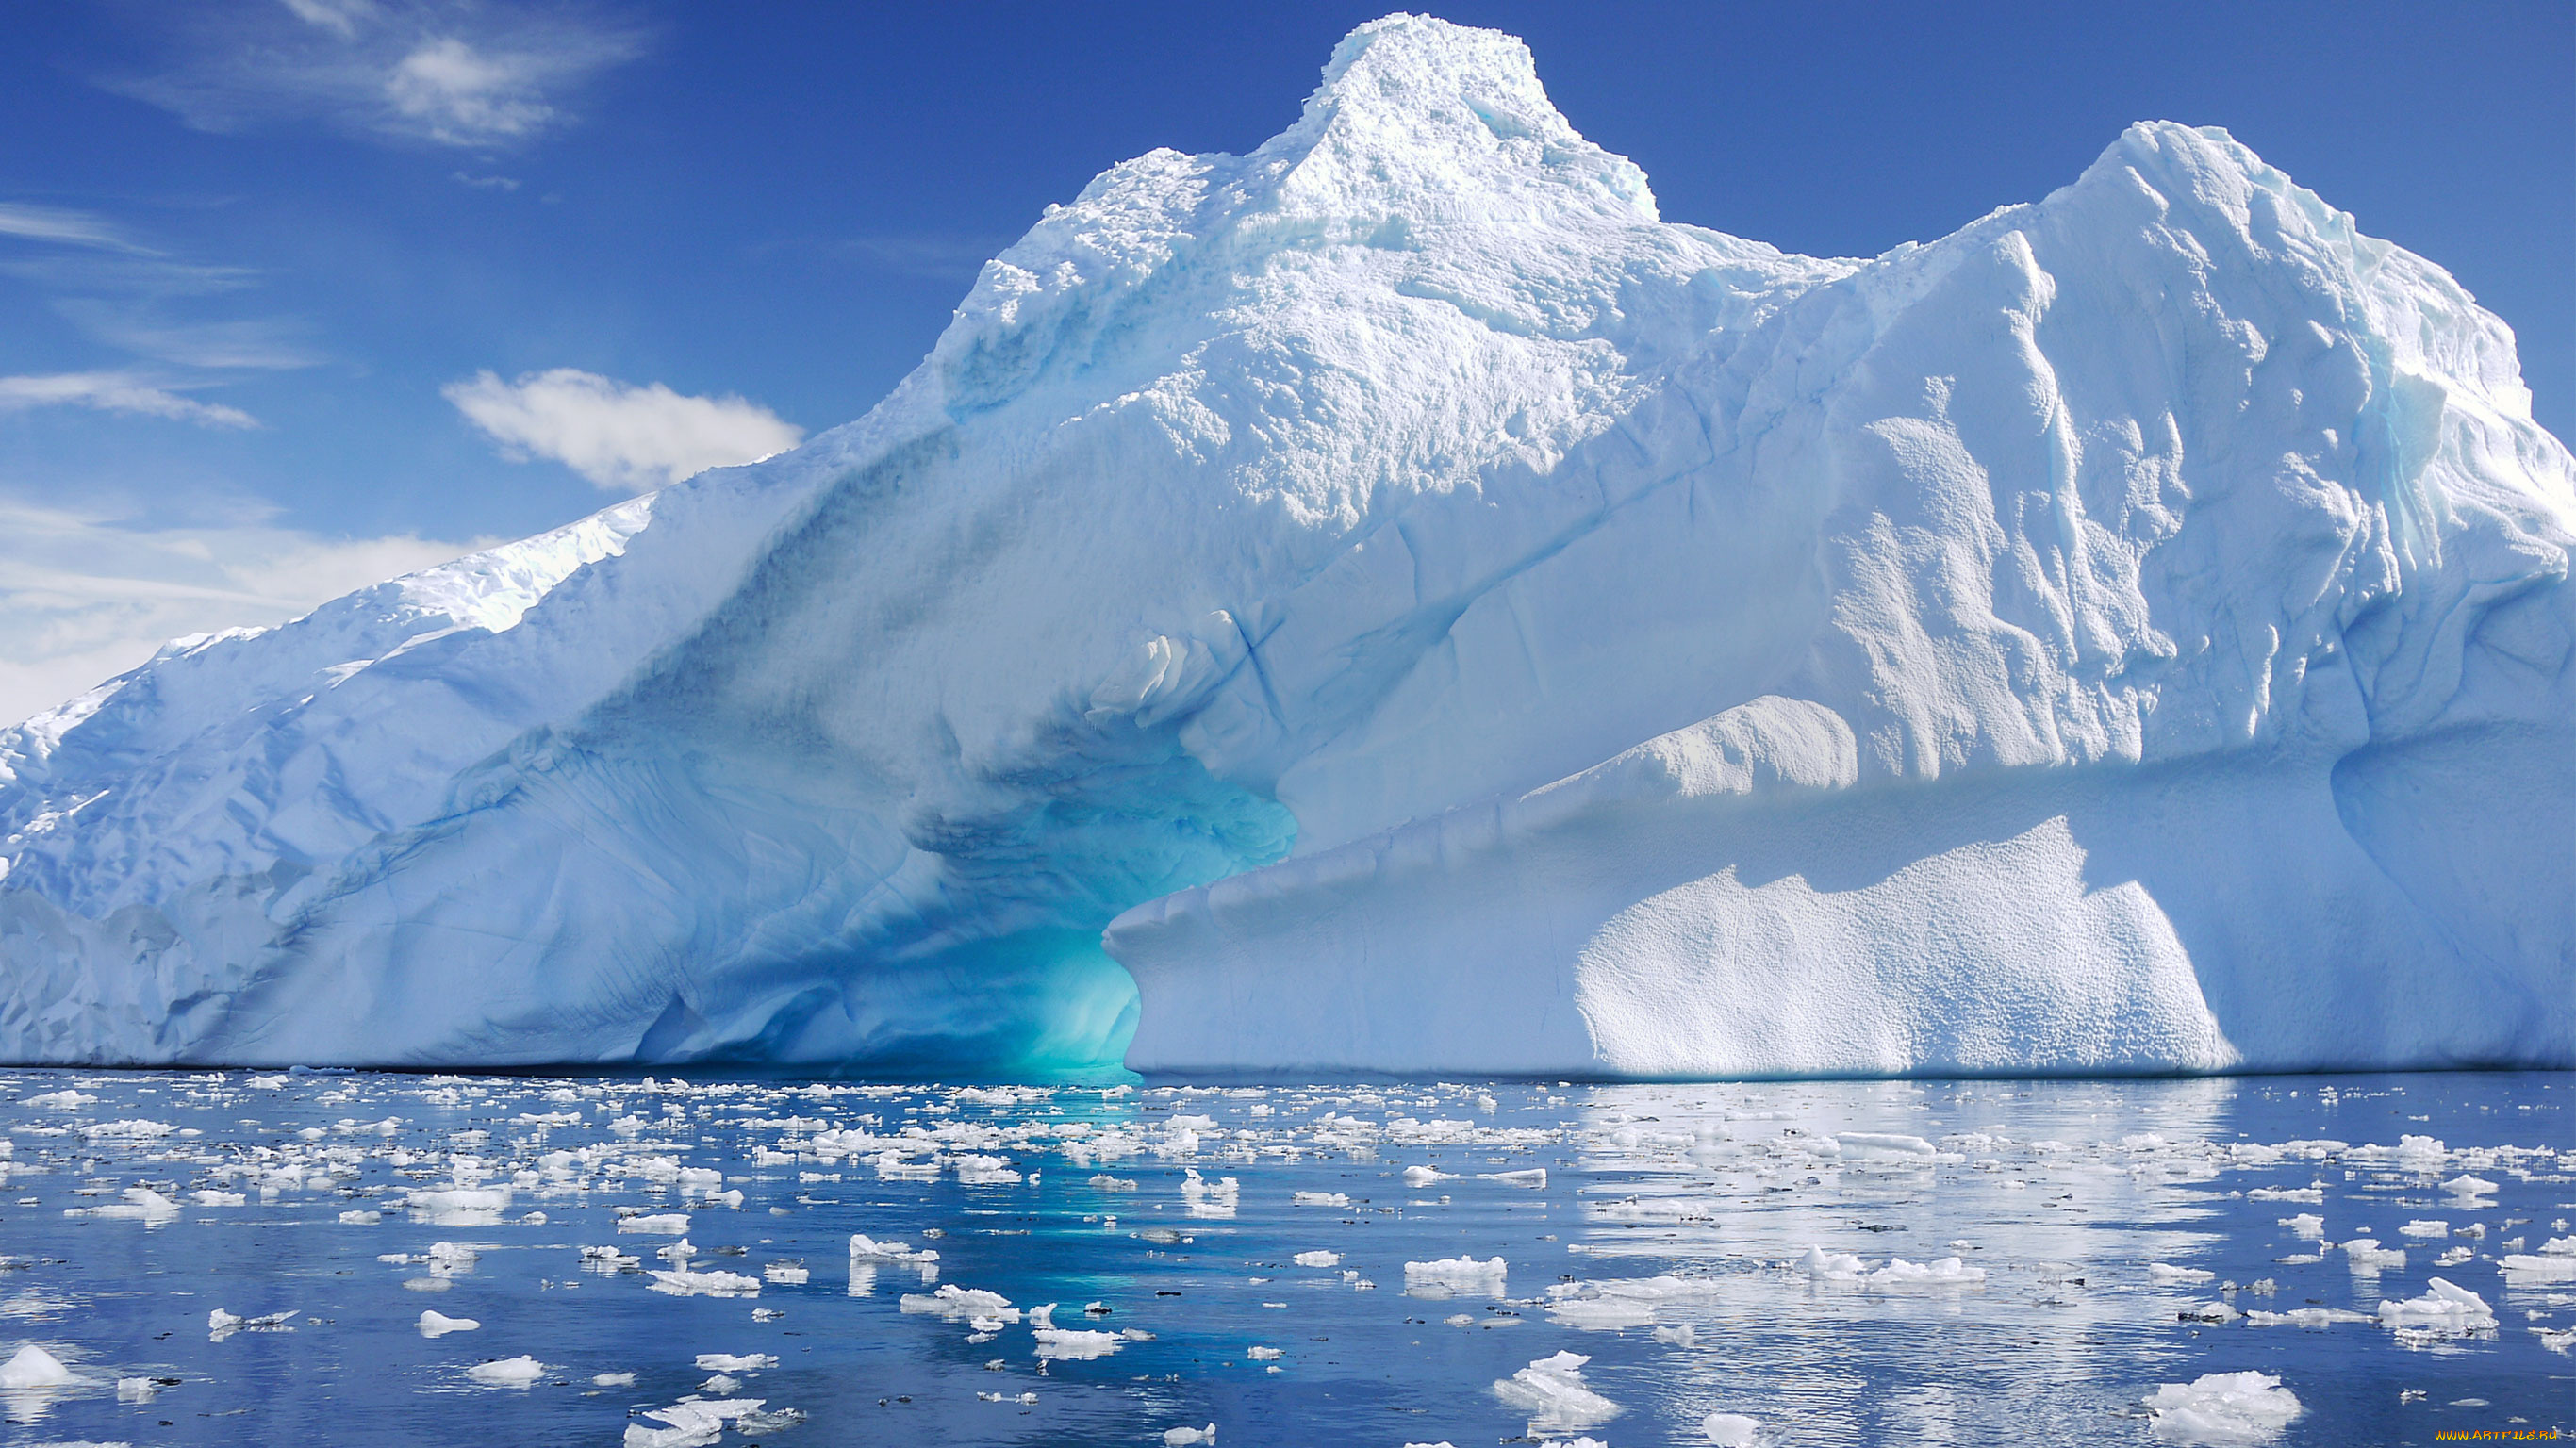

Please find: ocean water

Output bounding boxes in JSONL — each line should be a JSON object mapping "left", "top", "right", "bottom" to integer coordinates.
{"left": 0, "top": 1068, "right": 2564, "bottom": 1447}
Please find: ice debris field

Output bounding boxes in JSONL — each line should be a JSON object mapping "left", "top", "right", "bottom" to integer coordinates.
{"left": 0, "top": 1069, "right": 2564, "bottom": 1445}
{"left": 1, "top": 15, "right": 2569, "bottom": 1078}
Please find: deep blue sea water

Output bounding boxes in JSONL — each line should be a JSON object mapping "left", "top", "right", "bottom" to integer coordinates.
{"left": 0, "top": 1069, "right": 2565, "bottom": 1446}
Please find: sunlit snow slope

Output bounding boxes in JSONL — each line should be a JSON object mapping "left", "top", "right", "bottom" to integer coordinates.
{"left": 3, "top": 16, "right": 2569, "bottom": 1076}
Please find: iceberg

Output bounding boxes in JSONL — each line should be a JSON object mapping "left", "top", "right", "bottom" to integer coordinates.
{"left": 0, "top": 16, "right": 2568, "bottom": 1078}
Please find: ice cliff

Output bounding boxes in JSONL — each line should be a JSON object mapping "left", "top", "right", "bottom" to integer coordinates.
{"left": 3, "top": 16, "right": 2569, "bottom": 1076}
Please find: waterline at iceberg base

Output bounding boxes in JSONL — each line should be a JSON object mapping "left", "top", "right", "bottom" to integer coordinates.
{"left": 1, "top": 15, "right": 2569, "bottom": 1077}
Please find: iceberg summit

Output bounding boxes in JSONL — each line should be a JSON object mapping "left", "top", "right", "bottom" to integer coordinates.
{"left": 1, "top": 16, "right": 2568, "bottom": 1078}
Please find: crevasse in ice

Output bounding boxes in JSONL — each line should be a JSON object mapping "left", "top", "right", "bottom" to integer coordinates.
{"left": 2, "top": 16, "right": 2569, "bottom": 1076}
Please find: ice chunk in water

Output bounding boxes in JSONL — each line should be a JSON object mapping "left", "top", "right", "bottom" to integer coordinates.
{"left": 418, "top": 1310, "right": 480, "bottom": 1337}
{"left": 465, "top": 1355, "right": 546, "bottom": 1387}
{"left": 1034, "top": 1327, "right": 1124, "bottom": 1359}
{"left": 0, "top": 1344, "right": 70, "bottom": 1389}
{"left": 2140, "top": 1371, "right": 2302, "bottom": 1443}
{"left": 1704, "top": 1412, "right": 1760, "bottom": 1446}
{"left": 2376, "top": 1277, "right": 2496, "bottom": 1334}
{"left": 1492, "top": 1350, "right": 1618, "bottom": 1433}
{"left": 1405, "top": 1257, "right": 1507, "bottom": 1297}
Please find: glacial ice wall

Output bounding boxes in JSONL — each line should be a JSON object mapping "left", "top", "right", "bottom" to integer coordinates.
{"left": 2, "top": 16, "right": 2569, "bottom": 1076}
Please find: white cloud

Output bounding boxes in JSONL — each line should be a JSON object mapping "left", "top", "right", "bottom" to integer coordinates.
{"left": 0, "top": 497, "right": 488, "bottom": 727}
{"left": 445, "top": 368, "right": 802, "bottom": 492}
{"left": 0, "top": 371, "right": 257, "bottom": 429}
{"left": 386, "top": 38, "right": 553, "bottom": 142}
{"left": 104, "top": 2, "right": 648, "bottom": 149}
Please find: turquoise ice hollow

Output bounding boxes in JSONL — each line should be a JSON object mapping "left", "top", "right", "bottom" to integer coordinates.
{"left": 0, "top": 16, "right": 2568, "bottom": 1076}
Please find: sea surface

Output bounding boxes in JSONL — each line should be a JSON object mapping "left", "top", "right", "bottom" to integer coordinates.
{"left": 0, "top": 1068, "right": 2565, "bottom": 1446}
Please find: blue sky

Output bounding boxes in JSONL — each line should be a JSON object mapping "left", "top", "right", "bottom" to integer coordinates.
{"left": 3, "top": 0, "right": 2568, "bottom": 722}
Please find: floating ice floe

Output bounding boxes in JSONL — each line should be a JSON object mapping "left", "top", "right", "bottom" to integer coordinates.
{"left": 406, "top": 1185, "right": 510, "bottom": 1226}
{"left": 899, "top": 1284, "right": 1018, "bottom": 1322}
{"left": 1833, "top": 1131, "right": 1940, "bottom": 1160}
{"left": 65, "top": 1186, "right": 180, "bottom": 1223}
{"left": 207, "top": 1308, "right": 295, "bottom": 1339}
{"left": 1161, "top": 1426, "right": 1216, "bottom": 1446}
{"left": 2148, "top": 1262, "right": 2215, "bottom": 1284}
{"left": 2376, "top": 1277, "right": 2495, "bottom": 1338}
{"left": 80, "top": 1119, "right": 176, "bottom": 1140}
{"left": 618, "top": 1213, "right": 689, "bottom": 1235}
{"left": 0, "top": 1344, "right": 70, "bottom": 1389}
{"left": 1293, "top": 1251, "right": 1340, "bottom": 1268}
{"left": 465, "top": 1356, "right": 546, "bottom": 1387}
{"left": 1291, "top": 1191, "right": 1348, "bottom": 1207}
{"left": 1492, "top": 1350, "right": 1618, "bottom": 1434}
{"left": 1704, "top": 1411, "right": 1760, "bottom": 1446}
{"left": 1034, "top": 1327, "right": 1124, "bottom": 1360}
{"left": 2242, "top": 1308, "right": 2370, "bottom": 1328}
{"left": 849, "top": 1234, "right": 939, "bottom": 1264}
{"left": 2141, "top": 1371, "right": 2302, "bottom": 1444}
{"left": 1799, "top": 1247, "right": 1985, "bottom": 1289}
{"left": 1181, "top": 1168, "right": 1240, "bottom": 1218}
{"left": 2338, "top": 1239, "right": 2406, "bottom": 1271}
{"left": 418, "top": 1310, "right": 479, "bottom": 1337}
{"left": 693, "top": 1353, "right": 775, "bottom": 1372}
{"left": 2499, "top": 1238, "right": 2576, "bottom": 1282}
{"left": 624, "top": 1396, "right": 768, "bottom": 1448}
{"left": 1404, "top": 1257, "right": 1508, "bottom": 1297}
{"left": 647, "top": 1270, "right": 760, "bottom": 1297}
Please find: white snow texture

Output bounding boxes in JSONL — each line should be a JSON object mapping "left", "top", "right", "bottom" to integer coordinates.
{"left": 1, "top": 16, "right": 2569, "bottom": 1077}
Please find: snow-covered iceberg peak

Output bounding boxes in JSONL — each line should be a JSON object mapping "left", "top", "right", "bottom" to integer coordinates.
{"left": 1275, "top": 13, "right": 1658, "bottom": 223}
{"left": 0, "top": 16, "right": 2568, "bottom": 1078}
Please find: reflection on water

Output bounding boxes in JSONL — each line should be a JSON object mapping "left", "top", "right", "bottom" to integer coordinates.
{"left": 0, "top": 1069, "right": 2562, "bottom": 1445}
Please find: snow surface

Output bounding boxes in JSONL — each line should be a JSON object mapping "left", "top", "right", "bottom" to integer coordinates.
{"left": 0, "top": 15, "right": 2569, "bottom": 1076}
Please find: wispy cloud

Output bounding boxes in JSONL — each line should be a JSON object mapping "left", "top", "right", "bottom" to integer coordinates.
{"left": 279, "top": 0, "right": 377, "bottom": 41}
{"left": 50, "top": 302, "right": 322, "bottom": 371}
{"left": 0, "top": 200, "right": 255, "bottom": 297}
{"left": 755, "top": 232, "right": 1014, "bottom": 283}
{"left": 445, "top": 368, "right": 802, "bottom": 493}
{"left": 0, "top": 199, "right": 305, "bottom": 411}
{"left": 0, "top": 494, "right": 489, "bottom": 726}
{"left": 0, "top": 203, "right": 156, "bottom": 255}
{"left": 451, "top": 171, "right": 522, "bottom": 191}
{"left": 102, "top": 1, "right": 650, "bottom": 150}
{"left": 0, "top": 372, "right": 257, "bottom": 429}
